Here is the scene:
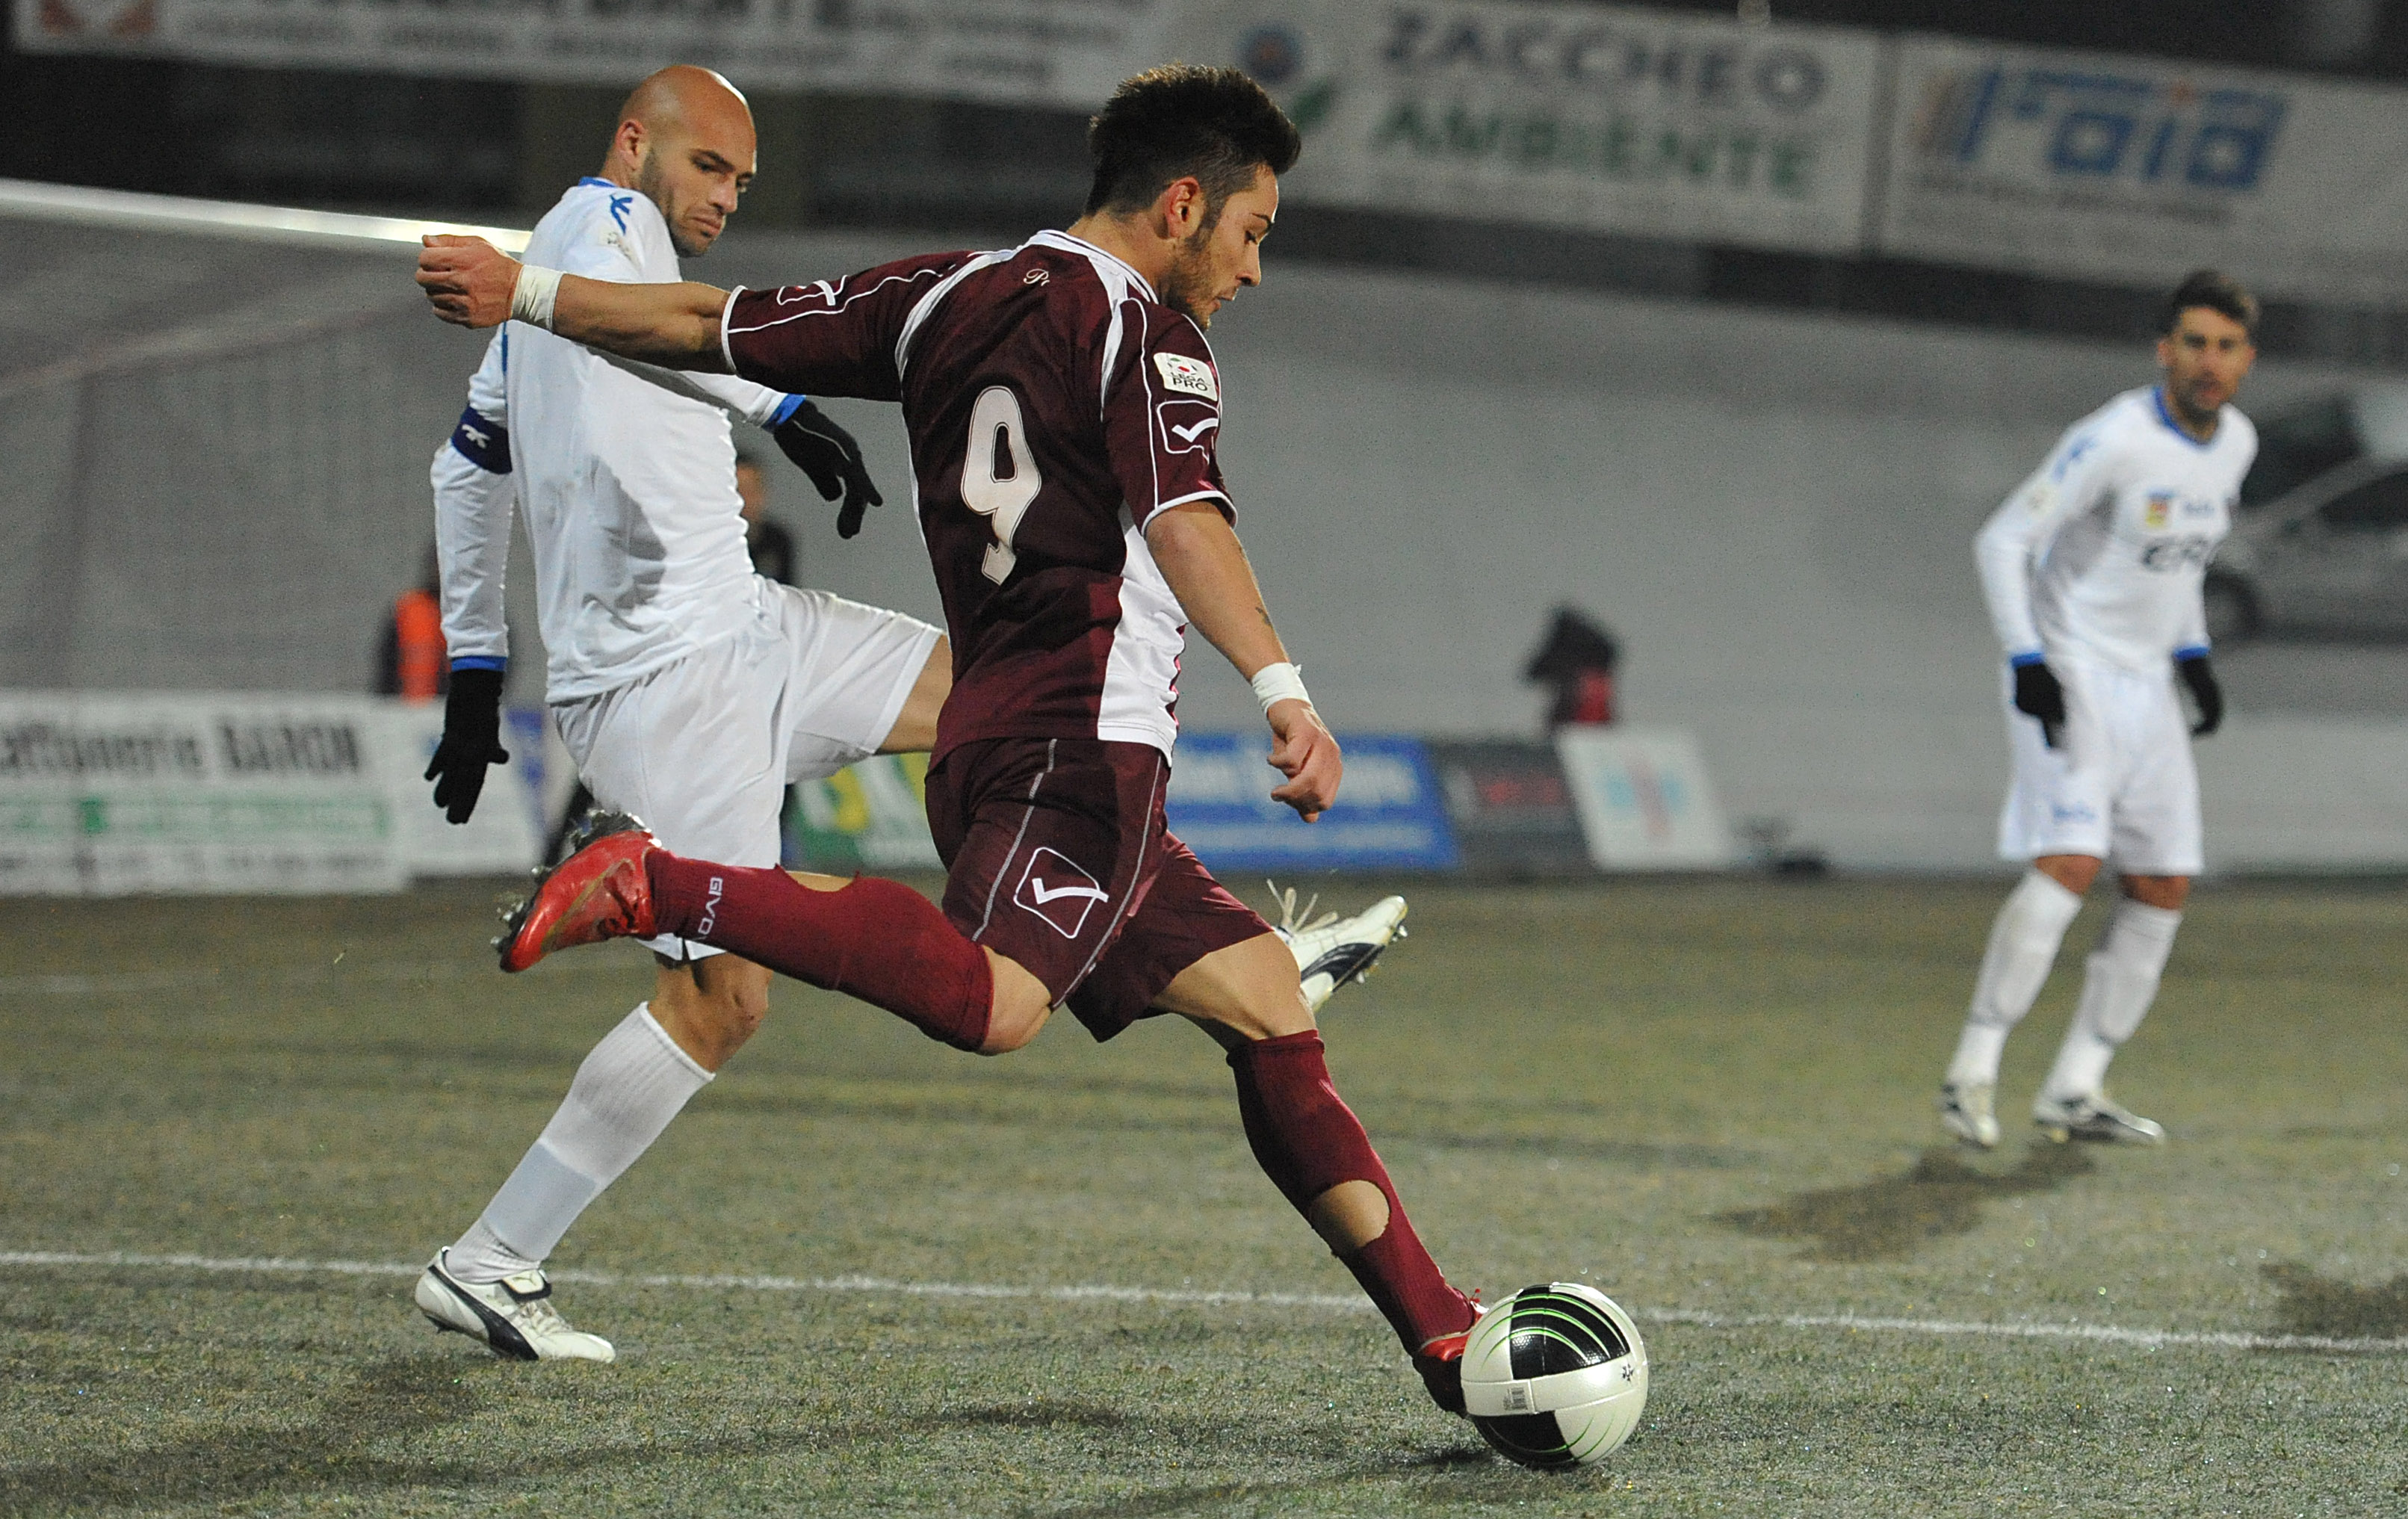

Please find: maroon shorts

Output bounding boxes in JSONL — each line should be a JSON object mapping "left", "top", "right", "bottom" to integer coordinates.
{"left": 926, "top": 736, "right": 1271, "bottom": 1041}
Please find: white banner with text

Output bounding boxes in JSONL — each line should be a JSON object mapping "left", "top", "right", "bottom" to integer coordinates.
{"left": 1878, "top": 35, "right": 2408, "bottom": 305}
{"left": 0, "top": 692, "right": 542, "bottom": 894}
{"left": 1174, "top": 3, "right": 1887, "bottom": 253}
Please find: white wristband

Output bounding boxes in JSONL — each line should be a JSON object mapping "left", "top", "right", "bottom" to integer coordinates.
{"left": 510, "top": 264, "right": 563, "bottom": 330}
{"left": 1250, "top": 661, "right": 1312, "bottom": 718}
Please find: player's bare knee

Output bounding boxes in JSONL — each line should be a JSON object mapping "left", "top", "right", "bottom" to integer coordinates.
{"left": 654, "top": 957, "right": 771, "bottom": 1068}
{"left": 2123, "top": 873, "right": 2191, "bottom": 910}
{"left": 976, "top": 953, "right": 1052, "bottom": 1055}
{"left": 2035, "top": 853, "right": 2102, "bottom": 895}
{"left": 712, "top": 980, "right": 771, "bottom": 1043}
{"left": 976, "top": 1000, "right": 1045, "bottom": 1056}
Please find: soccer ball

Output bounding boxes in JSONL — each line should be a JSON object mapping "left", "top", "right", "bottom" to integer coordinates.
{"left": 1458, "top": 1281, "right": 1649, "bottom": 1468}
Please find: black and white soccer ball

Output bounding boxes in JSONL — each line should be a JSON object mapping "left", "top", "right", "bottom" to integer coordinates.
{"left": 1458, "top": 1281, "right": 1649, "bottom": 1468}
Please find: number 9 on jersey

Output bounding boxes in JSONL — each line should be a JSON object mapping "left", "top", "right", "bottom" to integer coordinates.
{"left": 962, "top": 385, "right": 1041, "bottom": 584}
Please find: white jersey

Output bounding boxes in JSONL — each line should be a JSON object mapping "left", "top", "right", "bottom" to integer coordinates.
{"left": 431, "top": 179, "right": 802, "bottom": 701}
{"left": 1975, "top": 385, "right": 2256, "bottom": 675}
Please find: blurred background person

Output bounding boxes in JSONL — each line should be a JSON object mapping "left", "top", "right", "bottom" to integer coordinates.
{"left": 1523, "top": 604, "right": 1621, "bottom": 730}
{"left": 736, "top": 451, "right": 798, "bottom": 588}
{"left": 374, "top": 542, "right": 448, "bottom": 702}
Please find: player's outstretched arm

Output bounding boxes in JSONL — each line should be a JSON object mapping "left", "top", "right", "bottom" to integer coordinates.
{"left": 416, "top": 235, "right": 734, "bottom": 371}
{"left": 1145, "top": 503, "right": 1342, "bottom": 821}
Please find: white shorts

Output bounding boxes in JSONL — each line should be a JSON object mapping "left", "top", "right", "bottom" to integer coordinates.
{"left": 553, "top": 581, "right": 941, "bottom": 959}
{"left": 1996, "top": 656, "right": 2202, "bottom": 876}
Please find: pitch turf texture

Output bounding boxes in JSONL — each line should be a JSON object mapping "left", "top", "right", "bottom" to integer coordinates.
{"left": 6, "top": 877, "right": 2406, "bottom": 1516}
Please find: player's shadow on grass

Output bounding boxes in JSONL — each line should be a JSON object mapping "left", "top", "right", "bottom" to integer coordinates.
{"left": 2261, "top": 1261, "right": 2408, "bottom": 1340}
{"left": 0, "top": 1354, "right": 480, "bottom": 1511}
{"left": 1022, "top": 1445, "right": 1497, "bottom": 1519}
{"left": 1717, "top": 1145, "right": 2096, "bottom": 1263}
{"left": 0, "top": 1352, "right": 813, "bottom": 1511}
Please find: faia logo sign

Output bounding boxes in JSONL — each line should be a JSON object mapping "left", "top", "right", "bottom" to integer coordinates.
{"left": 1913, "top": 64, "right": 2285, "bottom": 195}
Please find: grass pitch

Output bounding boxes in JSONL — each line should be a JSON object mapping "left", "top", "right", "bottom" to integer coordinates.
{"left": 4, "top": 876, "right": 2407, "bottom": 1516}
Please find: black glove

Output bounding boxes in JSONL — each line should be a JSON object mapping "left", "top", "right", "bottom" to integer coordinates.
{"left": 2176, "top": 652, "right": 2223, "bottom": 736}
{"left": 773, "top": 400, "right": 884, "bottom": 539}
{"left": 424, "top": 666, "right": 510, "bottom": 824}
{"left": 2012, "top": 659, "right": 2067, "bottom": 749}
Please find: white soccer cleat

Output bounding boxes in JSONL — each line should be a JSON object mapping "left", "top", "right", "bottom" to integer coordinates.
{"left": 415, "top": 1248, "right": 616, "bottom": 1362}
{"left": 2032, "top": 1089, "right": 2166, "bottom": 1146}
{"left": 1937, "top": 1081, "right": 2000, "bottom": 1149}
{"left": 1269, "top": 882, "right": 1409, "bottom": 1013}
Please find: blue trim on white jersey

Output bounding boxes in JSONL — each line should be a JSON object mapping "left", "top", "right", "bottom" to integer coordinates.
{"left": 2008, "top": 651, "right": 2049, "bottom": 668}
{"left": 449, "top": 406, "right": 512, "bottom": 474}
{"left": 2150, "top": 387, "right": 2218, "bottom": 449}
{"left": 449, "top": 656, "right": 507, "bottom": 673}
{"left": 576, "top": 176, "right": 616, "bottom": 188}
{"left": 2173, "top": 645, "right": 2212, "bottom": 663}
{"left": 768, "top": 395, "right": 809, "bottom": 427}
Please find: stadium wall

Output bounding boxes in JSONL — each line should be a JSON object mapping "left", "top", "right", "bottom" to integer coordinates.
{"left": 5, "top": 222, "right": 2398, "bottom": 872}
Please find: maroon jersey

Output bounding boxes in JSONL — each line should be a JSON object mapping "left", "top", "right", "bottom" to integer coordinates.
{"left": 721, "top": 231, "right": 1234, "bottom": 760}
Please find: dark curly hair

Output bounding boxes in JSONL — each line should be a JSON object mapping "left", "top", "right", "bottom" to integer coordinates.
{"left": 1084, "top": 65, "right": 1302, "bottom": 221}
{"left": 2162, "top": 269, "right": 2259, "bottom": 336}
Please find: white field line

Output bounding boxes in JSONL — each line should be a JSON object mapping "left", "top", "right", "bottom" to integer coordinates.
{"left": 6, "top": 1249, "right": 2403, "bottom": 1356}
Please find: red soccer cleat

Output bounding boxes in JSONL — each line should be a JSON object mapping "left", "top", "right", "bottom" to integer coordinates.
{"left": 1411, "top": 1303, "right": 1482, "bottom": 1417}
{"left": 495, "top": 811, "right": 661, "bottom": 972}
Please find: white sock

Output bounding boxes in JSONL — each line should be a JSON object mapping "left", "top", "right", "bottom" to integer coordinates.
{"left": 1946, "top": 869, "right": 2084, "bottom": 1086}
{"left": 445, "top": 1004, "right": 711, "bottom": 1284}
{"left": 2042, "top": 900, "right": 2182, "bottom": 1103}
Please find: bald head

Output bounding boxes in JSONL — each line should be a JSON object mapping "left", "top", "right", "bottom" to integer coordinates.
{"left": 599, "top": 65, "right": 757, "bottom": 258}
{"left": 619, "top": 65, "right": 749, "bottom": 145}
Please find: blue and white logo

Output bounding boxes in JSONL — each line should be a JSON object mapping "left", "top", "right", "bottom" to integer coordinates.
{"left": 1916, "top": 66, "right": 2285, "bottom": 195}
{"left": 1166, "top": 733, "right": 1459, "bottom": 872}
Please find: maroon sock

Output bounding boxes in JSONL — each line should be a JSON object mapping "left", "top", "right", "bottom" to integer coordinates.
{"left": 1228, "top": 1030, "right": 1475, "bottom": 1352}
{"left": 648, "top": 855, "right": 992, "bottom": 1052}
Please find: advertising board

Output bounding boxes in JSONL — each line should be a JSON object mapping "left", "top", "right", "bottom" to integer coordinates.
{"left": 0, "top": 692, "right": 551, "bottom": 893}
{"left": 786, "top": 753, "right": 942, "bottom": 873}
{"left": 0, "top": 691, "right": 406, "bottom": 894}
{"left": 1423, "top": 737, "right": 1592, "bottom": 876}
{"left": 1878, "top": 35, "right": 2408, "bottom": 305}
{"left": 1175, "top": 1, "right": 1887, "bottom": 253}
{"left": 1554, "top": 725, "right": 1731, "bottom": 870}
{"left": 1165, "top": 731, "right": 1459, "bottom": 873}
{"left": 382, "top": 702, "right": 548, "bottom": 877}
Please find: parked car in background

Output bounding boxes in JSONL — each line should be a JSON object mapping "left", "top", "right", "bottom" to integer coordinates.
{"left": 2240, "top": 383, "right": 2408, "bottom": 510}
{"left": 2202, "top": 384, "right": 2408, "bottom": 643}
{"left": 2209, "top": 455, "right": 2408, "bottom": 641}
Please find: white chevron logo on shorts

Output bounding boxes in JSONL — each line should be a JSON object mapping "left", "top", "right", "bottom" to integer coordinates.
{"left": 1027, "top": 877, "right": 1108, "bottom": 906}
{"left": 1015, "top": 847, "right": 1108, "bottom": 938}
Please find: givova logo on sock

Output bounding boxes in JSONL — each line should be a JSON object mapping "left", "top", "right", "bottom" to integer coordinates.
{"left": 1014, "top": 847, "right": 1108, "bottom": 938}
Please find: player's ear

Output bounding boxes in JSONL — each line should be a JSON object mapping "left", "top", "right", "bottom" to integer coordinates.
{"left": 1160, "top": 176, "right": 1205, "bottom": 236}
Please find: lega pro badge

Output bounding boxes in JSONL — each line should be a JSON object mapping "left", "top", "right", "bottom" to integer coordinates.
{"left": 1153, "top": 351, "right": 1219, "bottom": 402}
